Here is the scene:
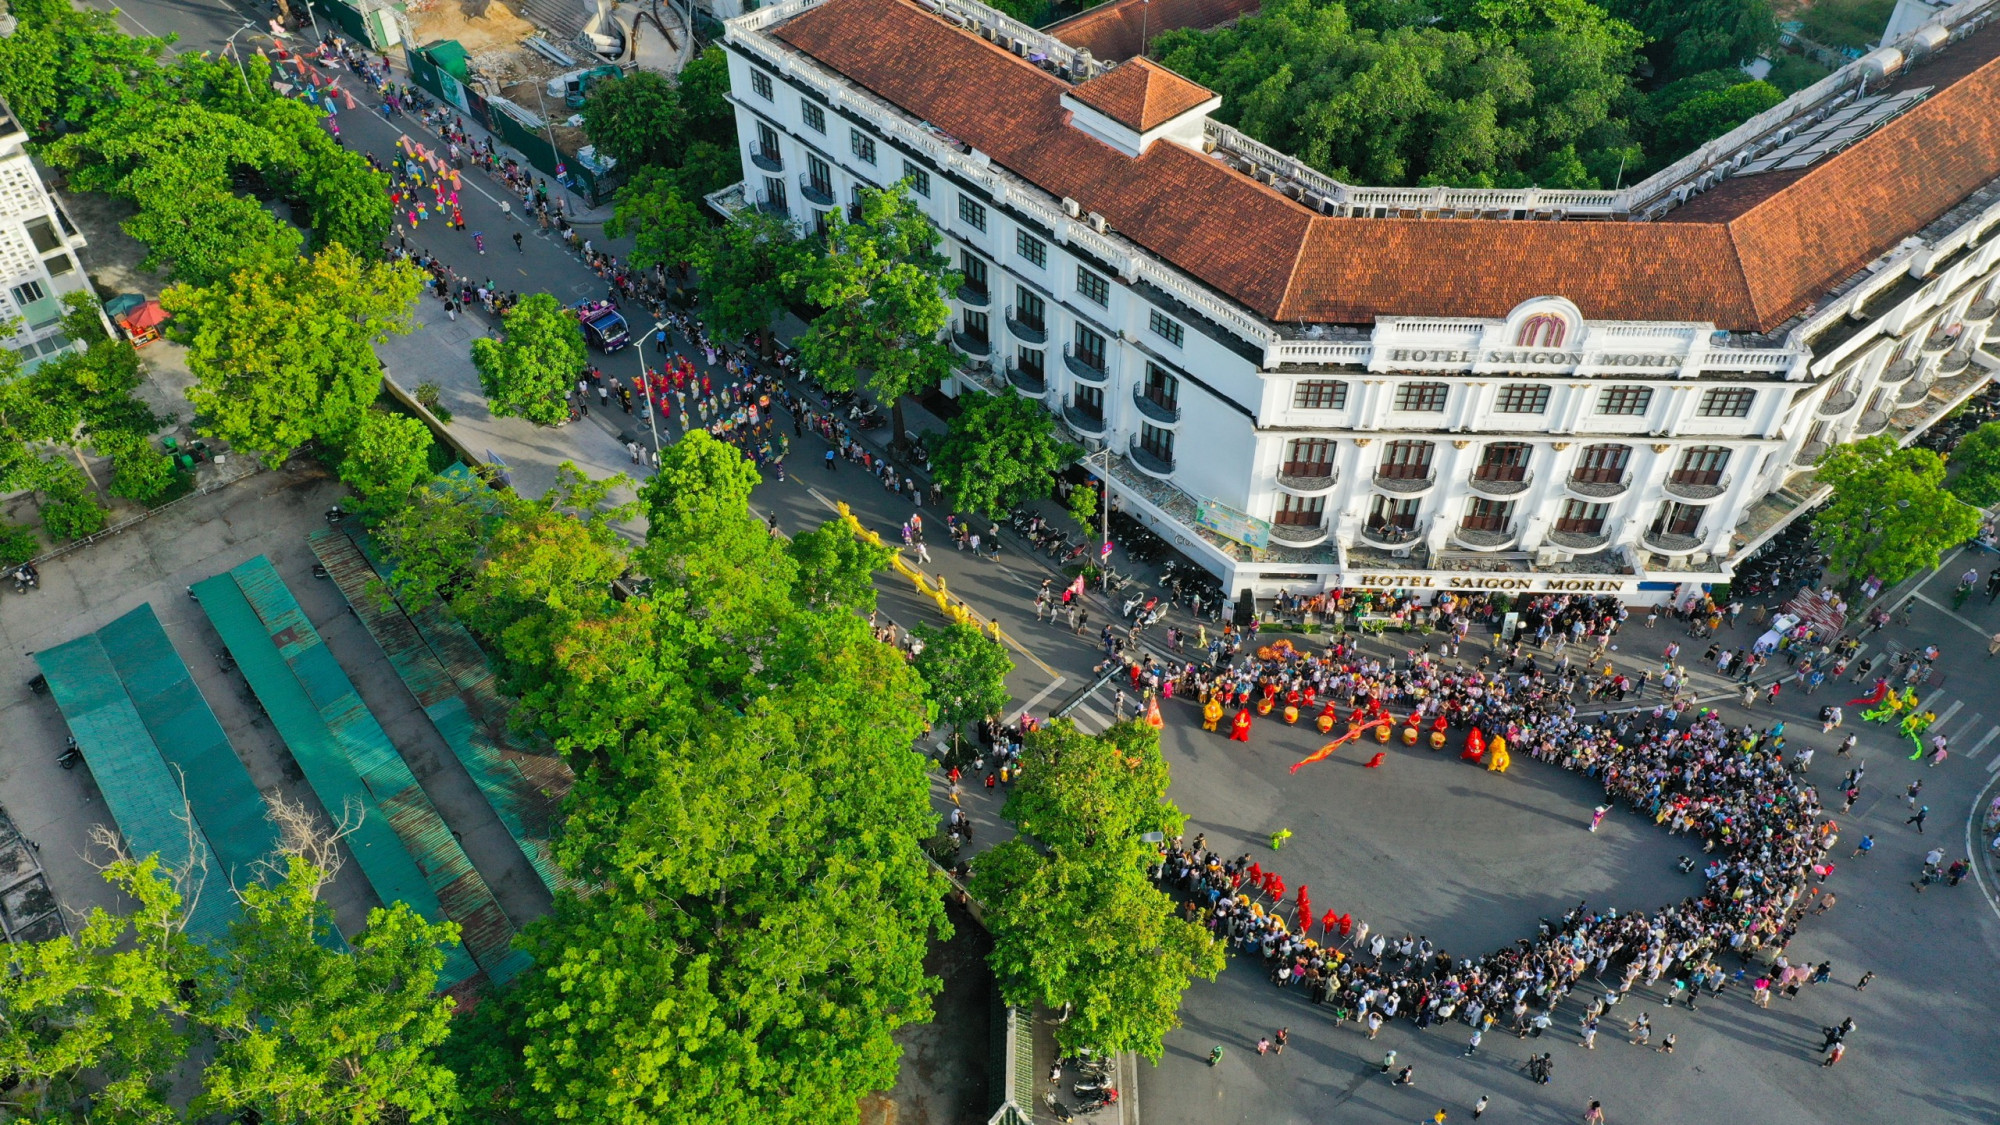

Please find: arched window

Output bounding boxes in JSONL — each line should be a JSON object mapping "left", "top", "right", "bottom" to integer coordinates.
{"left": 1378, "top": 440, "right": 1435, "bottom": 480}
{"left": 1475, "top": 442, "right": 1531, "bottom": 483}
{"left": 1672, "top": 446, "right": 1730, "bottom": 486}
{"left": 1572, "top": 444, "right": 1631, "bottom": 484}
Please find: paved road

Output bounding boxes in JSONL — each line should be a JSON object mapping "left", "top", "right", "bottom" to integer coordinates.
{"left": 65, "top": 2, "right": 2000, "bottom": 1117}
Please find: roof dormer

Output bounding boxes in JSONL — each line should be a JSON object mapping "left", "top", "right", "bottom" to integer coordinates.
{"left": 1059, "top": 58, "right": 1219, "bottom": 158}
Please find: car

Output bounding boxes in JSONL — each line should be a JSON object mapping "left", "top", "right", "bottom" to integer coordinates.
{"left": 575, "top": 300, "right": 630, "bottom": 353}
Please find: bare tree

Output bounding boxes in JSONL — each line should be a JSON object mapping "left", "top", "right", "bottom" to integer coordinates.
{"left": 257, "top": 793, "right": 365, "bottom": 900}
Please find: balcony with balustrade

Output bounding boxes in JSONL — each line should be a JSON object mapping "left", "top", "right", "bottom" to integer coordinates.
{"left": 1565, "top": 472, "right": 1632, "bottom": 499}
{"left": 1268, "top": 517, "right": 1329, "bottom": 547}
{"left": 1357, "top": 519, "right": 1426, "bottom": 551}
{"left": 1373, "top": 469, "right": 1437, "bottom": 495}
{"left": 798, "top": 172, "right": 834, "bottom": 206}
{"left": 1127, "top": 436, "right": 1174, "bottom": 478}
{"left": 1817, "top": 390, "right": 1859, "bottom": 417}
{"left": 1063, "top": 345, "right": 1108, "bottom": 384}
{"left": 1879, "top": 357, "right": 1918, "bottom": 384}
{"left": 1063, "top": 401, "right": 1106, "bottom": 434}
{"left": 1006, "top": 357, "right": 1045, "bottom": 396}
{"left": 1642, "top": 526, "right": 1705, "bottom": 554}
{"left": 750, "top": 143, "right": 784, "bottom": 172}
{"left": 952, "top": 323, "right": 990, "bottom": 357}
{"left": 1276, "top": 465, "right": 1339, "bottom": 495}
{"left": 1662, "top": 472, "right": 1730, "bottom": 502}
{"left": 1005, "top": 305, "right": 1046, "bottom": 344}
{"left": 1467, "top": 468, "right": 1533, "bottom": 498}
{"left": 1546, "top": 526, "right": 1610, "bottom": 550}
{"left": 1450, "top": 521, "right": 1521, "bottom": 551}
{"left": 1131, "top": 385, "right": 1181, "bottom": 425}
{"left": 957, "top": 282, "right": 990, "bottom": 308}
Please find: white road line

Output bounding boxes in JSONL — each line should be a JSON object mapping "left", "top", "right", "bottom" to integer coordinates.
{"left": 1934, "top": 700, "right": 1966, "bottom": 732}
{"left": 1963, "top": 769, "right": 2000, "bottom": 928}
{"left": 1987, "top": 748, "right": 2000, "bottom": 772}
{"left": 1912, "top": 592, "right": 1993, "bottom": 637}
{"left": 1919, "top": 688, "right": 1950, "bottom": 714}
{"left": 1967, "top": 725, "right": 2000, "bottom": 760}
{"left": 1015, "top": 676, "right": 1067, "bottom": 722}
{"left": 1071, "top": 703, "right": 1110, "bottom": 732}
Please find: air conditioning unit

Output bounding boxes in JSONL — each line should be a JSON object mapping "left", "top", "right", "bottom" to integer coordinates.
{"left": 1088, "top": 212, "right": 1108, "bottom": 232}
{"left": 1535, "top": 548, "right": 1567, "bottom": 567}
{"left": 1063, "top": 197, "right": 1081, "bottom": 217}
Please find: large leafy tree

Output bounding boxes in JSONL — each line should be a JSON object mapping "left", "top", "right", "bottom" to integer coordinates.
{"left": 606, "top": 166, "right": 710, "bottom": 271}
{"left": 1948, "top": 421, "right": 2000, "bottom": 508}
{"left": 698, "top": 208, "right": 809, "bottom": 342}
{"left": 970, "top": 720, "right": 1222, "bottom": 1059}
{"left": 580, "top": 71, "right": 686, "bottom": 169}
{"left": 164, "top": 243, "right": 422, "bottom": 463}
{"left": 337, "top": 410, "right": 436, "bottom": 519}
{"left": 455, "top": 432, "right": 948, "bottom": 1125}
{"left": 1606, "top": 0, "right": 1776, "bottom": 82}
{"left": 473, "top": 293, "right": 588, "bottom": 426}
{"left": 932, "top": 392, "right": 1081, "bottom": 517}
{"left": 789, "top": 183, "right": 959, "bottom": 442}
{"left": 1647, "top": 78, "right": 1782, "bottom": 163}
{"left": 786, "top": 519, "right": 893, "bottom": 613}
{"left": 1152, "top": 0, "right": 1648, "bottom": 187}
{"left": 0, "top": 0, "right": 168, "bottom": 136}
{"left": 1812, "top": 435, "right": 1983, "bottom": 586}
{"left": 911, "top": 621, "right": 1013, "bottom": 755}
{"left": 196, "top": 857, "right": 460, "bottom": 1125}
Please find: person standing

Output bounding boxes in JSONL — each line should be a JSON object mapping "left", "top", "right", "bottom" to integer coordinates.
{"left": 1274, "top": 1027, "right": 1288, "bottom": 1054}
{"left": 1463, "top": 1028, "right": 1483, "bottom": 1057}
{"left": 1584, "top": 1101, "right": 1606, "bottom": 1125}
{"left": 1472, "top": 1096, "right": 1489, "bottom": 1120}
{"left": 1907, "top": 804, "right": 1930, "bottom": 833}
{"left": 1589, "top": 805, "right": 1609, "bottom": 832}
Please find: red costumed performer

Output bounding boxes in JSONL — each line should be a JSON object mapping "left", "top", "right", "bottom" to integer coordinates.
{"left": 1231, "top": 709, "right": 1253, "bottom": 741}
{"left": 1363, "top": 751, "right": 1387, "bottom": 768}
{"left": 1461, "top": 726, "right": 1487, "bottom": 763}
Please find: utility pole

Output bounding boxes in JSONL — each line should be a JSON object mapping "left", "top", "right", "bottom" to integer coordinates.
{"left": 640, "top": 320, "right": 668, "bottom": 465}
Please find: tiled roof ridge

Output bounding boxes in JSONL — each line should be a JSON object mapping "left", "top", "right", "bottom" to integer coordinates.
{"left": 1070, "top": 57, "right": 1217, "bottom": 130}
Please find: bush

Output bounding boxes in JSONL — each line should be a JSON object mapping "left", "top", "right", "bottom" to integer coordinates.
{"left": 414, "top": 380, "right": 452, "bottom": 423}
{"left": 104, "top": 433, "right": 179, "bottom": 505}
{"left": 42, "top": 496, "right": 107, "bottom": 540}
{"left": 0, "top": 522, "right": 39, "bottom": 566}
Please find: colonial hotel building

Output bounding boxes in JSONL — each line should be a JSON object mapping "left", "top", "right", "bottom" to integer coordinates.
{"left": 711, "top": 0, "right": 2000, "bottom": 598}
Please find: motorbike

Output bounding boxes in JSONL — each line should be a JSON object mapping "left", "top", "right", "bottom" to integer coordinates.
{"left": 1073, "top": 1088, "right": 1118, "bottom": 1114}
{"left": 850, "top": 405, "right": 886, "bottom": 430}
{"left": 13, "top": 563, "right": 38, "bottom": 593}
{"left": 58, "top": 737, "right": 82, "bottom": 770}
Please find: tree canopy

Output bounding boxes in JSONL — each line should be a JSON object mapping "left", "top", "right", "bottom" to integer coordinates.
{"left": 1151, "top": 0, "right": 1783, "bottom": 187}
{"left": 164, "top": 242, "right": 422, "bottom": 464}
{"left": 472, "top": 293, "right": 588, "bottom": 426}
{"left": 1812, "top": 435, "right": 1983, "bottom": 586}
{"left": 338, "top": 410, "right": 437, "bottom": 519}
{"left": 789, "top": 183, "right": 958, "bottom": 439}
{"left": 911, "top": 621, "right": 1014, "bottom": 749}
{"left": 447, "top": 434, "right": 949, "bottom": 1125}
{"left": 698, "top": 209, "right": 810, "bottom": 342}
{"left": 1948, "top": 421, "right": 2000, "bottom": 508}
{"left": 932, "top": 392, "right": 1080, "bottom": 517}
{"left": 970, "top": 720, "right": 1222, "bottom": 1059}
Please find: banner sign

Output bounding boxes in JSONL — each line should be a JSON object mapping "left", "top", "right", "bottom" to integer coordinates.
{"left": 1195, "top": 498, "right": 1272, "bottom": 548}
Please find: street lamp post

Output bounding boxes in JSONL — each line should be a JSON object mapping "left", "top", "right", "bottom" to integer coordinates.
{"left": 222, "top": 23, "right": 258, "bottom": 92}
{"left": 639, "top": 320, "right": 668, "bottom": 466}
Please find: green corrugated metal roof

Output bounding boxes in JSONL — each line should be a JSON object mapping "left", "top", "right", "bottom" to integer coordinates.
{"left": 309, "top": 529, "right": 576, "bottom": 900}
{"left": 202, "top": 557, "right": 528, "bottom": 985}
{"left": 193, "top": 566, "right": 484, "bottom": 988}
{"left": 35, "top": 630, "right": 237, "bottom": 943}
{"left": 92, "top": 605, "right": 283, "bottom": 892}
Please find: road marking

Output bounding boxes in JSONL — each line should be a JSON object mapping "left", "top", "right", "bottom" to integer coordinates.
{"left": 1935, "top": 700, "right": 1966, "bottom": 732}
{"left": 1912, "top": 592, "right": 1992, "bottom": 638}
{"left": 1968, "top": 725, "right": 2000, "bottom": 760}
{"left": 1962, "top": 769, "right": 2000, "bottom": 928}
{"left": 1918, "top": 688, "right": 1949, "bottom": 714}
{"left": 1071, "top": 703, "right": 1109, "bottom": 733}
{"left": 1016, "top": 676, "right": 1067, "bottom": 721}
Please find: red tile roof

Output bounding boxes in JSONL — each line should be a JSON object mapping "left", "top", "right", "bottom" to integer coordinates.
{"left": 1045, "top": 0, "right": 1263, "bottom": 63}
{"left": 1068, "top": 58, "right": 1216, "bottom": 131}
{"left": 773, "top": 0, "right": 2000, "bottom": 332}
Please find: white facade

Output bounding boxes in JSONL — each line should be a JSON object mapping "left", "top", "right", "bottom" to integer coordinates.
{"left": 717, "top": 0, "right": 2000, "bottom": 599}
{"left": 0, "top": 102, "right": 91, "bottom": 374}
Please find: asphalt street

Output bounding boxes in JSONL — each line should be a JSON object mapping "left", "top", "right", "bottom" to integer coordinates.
{"left": 61, "top": 0, "right": 2000, "bottom": 1118}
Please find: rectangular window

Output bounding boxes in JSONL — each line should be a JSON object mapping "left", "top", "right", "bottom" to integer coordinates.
{"left": 1018, "top": 347, "right": 1045, "bottom": 377}
{"left": 750, "top": 70, "right": 773, "bottom": 100}
{"left": 1149, "top": 310, "right": 1184, "bottom": 348}
{"left": 960, "top": 252, "right": 988, "bottom": 295}
{"left": 962, "top": 310, "right": 989, "bottom": 345}
{"left": 1394, "top": 382, "right": 1449, "bottom": 412}
{"left": 1274, "top": 493, "right": 1326, "bottom": 526}
{"left": 1073, "top": 325, "right": 1106, "bottom": 372}
{"left": 43, "top": 254, "right": 74, "bottom": 277}
{"left": 957, "top": 194, "right": 986, "bottom": 232}
{"left": 1015, "top": 289, "right": 1045, "bottom": 331}
{"left": 806, "top": 154, "right": 832, "bottom": 198}
{"left": 1016, "top": 230, "right": 1046, "bottom": 268}
{"left": 1697, "top": 387, "right": 1757, "bottom": 417}
{"left": 755, "top": 122, "right": 781, "bottom": 162}
{"left": 1141, "top": 363, "right": 1179, "bottom": 413}
{"left": 1076, "top": 267, "right": 1109, "bottom": 307}
{"left": 902, "top": 161, "right": 929, "bottom": 196}
{"left": 1293, "top": 380, "right": 1348, "bottom": 410}
{"left": 814, "top": 210, "right": 831, "bottom": 236}
{"left": 1368, "top": 495, "right": 1421, "bottom": 531}
{"left": 1138, "top": 423, "right": 1175, "bottom": 466}
{"left": 1597, "top": 386, "right": 1654, "bottom": 416}
{"left": 1461, "top": 498, "right": 1515, "bottom": 532}
{"left": 10, "top": 280, "right": 48, "bottom": 307}
{"left": 1076, "top": 383, "right": 1105, "bottom": 419}
{"left": 850, "top": 129, "right": 876, "bottom": 165}
{"left": 802, "top": 101, "right": 826, "bottom": 133}
{"left": 1555, "top": 500, "right": 1609, "bottom": 535}
{"left": 1494, "top": 384, "right": 1551, "bottom": 413}
{"left": 1282, "top": 438, "right": 1335, "bottom": 477}
{"left": 762, "top": 176, "right": 787, "bottom": 215}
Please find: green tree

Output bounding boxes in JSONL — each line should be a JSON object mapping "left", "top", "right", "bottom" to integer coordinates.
{"left": 338, "top": 410, "right": 436, "bottom": 520}
{"left": 605, "top": 166, "right": 710, "bottom": 271}
{"left": 786, "top": 518, "right": 893, "bottom": 613}
{"left": 99, "top": 429, "right": 179, "bottom": 505}
{"left": 372, "top": 472, "right": 507, "bottom": 611}
{"left": 1812, "top": 435, "right": 1983, "bottom": 586}
{"left": 676, "top": 46, "right": 736, "bottom": 146}
{"left": 911, "top": 620, "right": 1013, "bottom": 755}
{"left": 697, "top": 208, "right": 808, "bottom": 342}
{"left": 1067, "top": 479, "right": 1100, "bottom": 536}
{"left": 473, "top": 293, "right": 588, "bottom": 426}
{"left": 0, "top": 855, "right": 198, "bottom": 1123}
{"left": 970, "top": 720, "right": 1221, "bottom": 1059}
{"left": 166, "top": 244, "right": 422, "bottom": 463}
{"left": 0, "top": 0, "right": 168, "bottom": 136}
{"left": 1948, "top": 421, "right": 2000, "bottom": 508}
{"left": 580, "top": 71, "right": 685, "bottom": 168}
{"left": 196, "top": 856, "right": 460, "bottom": 1125}
{"left": 789, "top": 183, "right": 959, "bottom": 442}
{"left": 932, "top": 393, "right": 1080, "bottom": 517}
{"left": 1649, "top": 79, "right": 1782, "bottom": 162}
{"left": 1606, "top": 0, "right": 1775, "bottom": 81}
{"left": 28, "top": 458, "right": 108, "bottom": 540}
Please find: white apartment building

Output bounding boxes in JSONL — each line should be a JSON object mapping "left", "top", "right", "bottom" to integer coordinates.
{"left": 0, "top": 100, "right": 91, "bottom": 374}
{"left": 713, "top": 0, "right": 2000, "bottom": 600}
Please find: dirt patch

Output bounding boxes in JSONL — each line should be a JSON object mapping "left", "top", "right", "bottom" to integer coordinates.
{"left": 864, "top": 899, "right": 998, "bottom": 1125}
{"left": 408, "top": 0, "right": 540, "bottom": 55}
